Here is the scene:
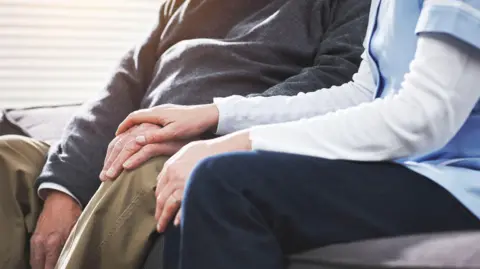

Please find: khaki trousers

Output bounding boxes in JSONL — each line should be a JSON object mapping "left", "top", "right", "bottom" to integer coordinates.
{"left": 0, "top": 135, "right": 164, "bottom": 269}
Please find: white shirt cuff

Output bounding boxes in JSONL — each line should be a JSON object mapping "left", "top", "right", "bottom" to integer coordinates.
{"left": 213, "top": 96, "right": 246, "bottom": 135}
{"left": 38, "top": 183, "right": 83, "bottom": 209}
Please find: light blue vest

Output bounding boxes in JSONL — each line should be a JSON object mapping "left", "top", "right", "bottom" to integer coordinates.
{"left": 366, "top": 0, "right": 480, "bottom": 217}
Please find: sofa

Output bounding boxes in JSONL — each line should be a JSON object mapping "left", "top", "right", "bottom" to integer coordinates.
{"left": 2, "top": 105, "right": 480, "bottom": 269}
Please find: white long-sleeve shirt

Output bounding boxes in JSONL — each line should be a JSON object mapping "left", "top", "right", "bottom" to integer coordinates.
{"left": 215, "top": 34, "right": 480, "bottom": 162}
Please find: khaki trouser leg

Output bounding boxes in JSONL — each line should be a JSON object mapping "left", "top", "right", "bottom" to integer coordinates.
{"left": 0, "top": 135, "right": 49, "bottom": 269}
{"left": 56, "top": 156, "right": 167, "bottom": 269}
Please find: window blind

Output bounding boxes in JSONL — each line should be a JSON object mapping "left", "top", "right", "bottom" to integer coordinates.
{"left": 0, "top": 0, "right": 160, "bottom": 108}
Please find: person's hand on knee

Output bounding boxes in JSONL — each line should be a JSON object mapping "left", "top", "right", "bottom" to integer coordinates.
{"left": 100, "top": 104, "right": 221, "bottom": 181}
{"left": 154, "top": 131, "right": 252, "bottom": 233}
{"left": 116, "top": 104, "right": 220, "bottom": 144}
{"left": 100, "top": 123, "right": 190, "bottom": 181}
{"left": 30, "top": 191, "right": 81, "bottom": 269}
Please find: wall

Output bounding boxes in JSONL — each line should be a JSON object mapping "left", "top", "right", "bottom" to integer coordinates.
{"left": 0, "top": 0, "right": 159, "bottom": 108}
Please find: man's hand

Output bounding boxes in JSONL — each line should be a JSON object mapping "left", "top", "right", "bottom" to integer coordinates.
{"left": 100, "top": 123, "right": 191, "bottom": 181}
{"left": 30, "top": 191, "right": 81, "bottom": 269}
{"left": 116, "top": 104, "right": 219, "bottom": 145}
{"left": 155, "top": 131, "right": 251, "bottom": 232}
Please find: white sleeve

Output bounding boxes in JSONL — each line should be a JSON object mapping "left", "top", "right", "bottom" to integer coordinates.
{"left": 248, "top": 34, "right": 480, "bottom": 161}
{"left": 38, "top": 183, "right": 83, "bottom": 208}
{"left": 214, "top": 56, "right": 375, "bottom": 135}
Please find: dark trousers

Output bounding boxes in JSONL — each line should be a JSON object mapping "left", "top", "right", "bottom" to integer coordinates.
{"left": 148, "top": 151, "right": 480, "bottom": 269}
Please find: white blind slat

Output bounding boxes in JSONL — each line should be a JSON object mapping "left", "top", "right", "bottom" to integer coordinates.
{"left": 0, "top": 0, "right": 159, "bottom": 108}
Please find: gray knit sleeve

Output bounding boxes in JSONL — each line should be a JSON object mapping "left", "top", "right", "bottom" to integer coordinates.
{"left": 34, "top": 0, "right": 183, "bottom": 207}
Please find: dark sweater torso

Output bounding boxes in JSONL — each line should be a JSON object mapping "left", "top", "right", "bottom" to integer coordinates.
{"left": 36, "top": 0, "right": 370, "bottom": 206}
{"left": 144, "top": 0, "right": 329, "bottom": 106}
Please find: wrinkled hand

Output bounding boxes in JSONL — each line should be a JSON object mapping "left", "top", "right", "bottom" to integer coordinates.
{"left": 116, "top": 104, "right": 219, "bottom": 146}
{"left": 30, "top": 191, "right": 81, "bottom": 269}
{"left": 155, "top": 131, "right": 251, "bottom": 233}
{"left": 100, "top": 123, "right": 191, "bottom": 181}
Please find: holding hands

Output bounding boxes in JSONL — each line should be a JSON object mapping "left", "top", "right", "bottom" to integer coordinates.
{"left": 116, "top": 104, "right": 220, "bottom": 144}
{"left": 100, "top": 104, "right": 220, "bottom": 181}
{"left": 107, "top": 103, "right": 251, "bottom": 232}
{"left": 100, "top": 123, "right": 191, "bottom": 181}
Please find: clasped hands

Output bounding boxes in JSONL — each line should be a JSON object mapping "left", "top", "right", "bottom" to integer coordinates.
{"left": 99, "top": 104, "right": 251, "bottom": 232}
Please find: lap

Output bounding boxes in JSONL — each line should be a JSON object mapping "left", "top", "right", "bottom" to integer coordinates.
{"left": 57, "top": 156, "right": 170, "bottom": 269}
{"left": 0, "top": 135, "right": 48, "bottom": 222}
{"left": 92, "top": 155, "right": 168, "bottom": 202}
{"left": 191, "top": 150, "right": 443, "bottom": 206}
{"left": 0, "top": 135, "right": 49, "bottom": 268}
{"left": 0, "top": 135, "right": 49, "bottom": 174}
{"left": 80, "top": 155, "right": 169, "bottom": 229}
{"left": 188, "top": 151, "right": 479, "bottom": 251}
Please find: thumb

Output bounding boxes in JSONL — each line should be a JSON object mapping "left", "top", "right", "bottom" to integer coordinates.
{"left": 116, "top": 110, "right": 162, "bottom": 135}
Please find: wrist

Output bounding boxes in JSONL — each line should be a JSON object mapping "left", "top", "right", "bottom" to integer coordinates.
{"left": 203, "top": 104, "right": 220, "bottom": 133}
{"left": 213, "top": 131, "right": 252, "bottom": 152}
{"left": 232, "top": 131, "right": 252, "bottom": 151}
{"left": 44, "top": 190, "right": 81, "bottom": 210}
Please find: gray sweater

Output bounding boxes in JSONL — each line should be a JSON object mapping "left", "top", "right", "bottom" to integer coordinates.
{"left": 36, "top": 0, "right": 370, "bottom": 207}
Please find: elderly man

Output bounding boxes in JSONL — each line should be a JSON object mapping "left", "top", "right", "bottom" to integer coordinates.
{"left": 0, "top": 0, "right": 369, "bottom": 269}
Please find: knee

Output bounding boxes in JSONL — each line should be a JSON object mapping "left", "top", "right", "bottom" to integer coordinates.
{"left": 183, "top": 153, "right": 250, "bottom": 208}
{"left": 0, "top": 136, "right": 47, "bottom": 190}
{"left": 0, "top": 135, "right": 47, "bottom": 165}
{"left": 109, "top": 156, "right": 170, "bottom": 194}
{"left": 0, "top": 135, "right": 32, "bottom": 150}
{"left": 183, "top": 156, "right": 224, "bottom": 204}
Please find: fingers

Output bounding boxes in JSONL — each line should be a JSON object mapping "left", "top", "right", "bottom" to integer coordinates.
{"left": 155, "top": 180, "right": 183, "bottom": 220}
{"left": 134, "top": 124, "right": 177, "bottom": 145}
{"left": 30, "top": 232, "right": 63, "bottom": 269}
{"left": 101, "top": 124, "right": 151, "bottom": 181}
{"left": 123, "top": 141, "right": 188, "bottom": 170}
{"left": 101, "top": 131, "right": 131, "bottom": 180}
{"left": 116, "top": 109, "right": 162, "bottom": 136}
{"left": 155, "top": 168, "right": 169, "bottom": 197}
{"left": 157, "top": 189, "right": 183, "bottom": 233}
{"left": 30, "top": 235, "right": 46, "bottom": 269}
{"left": 174, "top": 208, "right": 182, "bottom": 227}
{"left": 43, "top": 234, "right": 64, "bottom": 269}
{"left": 102, "top": 136, "right": 121, "bottom": 171}
{"left": 155, "top": 165, "right": 185, "bottom": 232}
{"left": 103, "top": 140, "right": 142, "bottom": 181}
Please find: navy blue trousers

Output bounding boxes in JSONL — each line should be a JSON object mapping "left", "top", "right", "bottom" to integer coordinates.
{"left": 156, "top": 151, "right": 480, "bottom": 269}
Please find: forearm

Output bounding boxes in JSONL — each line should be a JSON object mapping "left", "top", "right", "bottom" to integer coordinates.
{"left": 248, "top": 34, "right": 480, "bottom": 161}
{"left": 35, "top": 49, "right": 154, "bottom": 207}
{"left": 214, "top": 58, "right": 374, "bottom": 134}
{"left": 34, "top": 1, "right": 180, "bottom": 207}
{"left": 38, "top": 183, "right": 82, "bottom": 208}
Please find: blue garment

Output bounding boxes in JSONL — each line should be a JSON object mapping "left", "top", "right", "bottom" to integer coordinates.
{"left": 170, "top": 151, "right": 480, "bottom": 269}
{"left": 365, "top": 0, "right": 480, "bottom": 217}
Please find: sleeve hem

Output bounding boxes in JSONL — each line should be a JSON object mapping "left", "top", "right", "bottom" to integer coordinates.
{"left": 38, "top": 182, "right": 83, "bottom": 209}
{"left": 416, "top": 3, "right": 480, "bottom": 50}
{"left": 213, "top": 96, "right": 244, "bottom": 135}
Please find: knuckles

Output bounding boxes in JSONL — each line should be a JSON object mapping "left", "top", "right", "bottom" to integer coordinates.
{"left": 125, "top": 140, "right": 140, "bottom": 152}
{"left": 45, "top": 234, "right": 63, "bottom": 249}
{"left": 30, "top": 232, "right": 63, "bottom": 250}
{"left": 165, "top": 201, "right": 178, "bottom": 214}
{"left": 30, "top": 234, "right": 45, "bottom": 247}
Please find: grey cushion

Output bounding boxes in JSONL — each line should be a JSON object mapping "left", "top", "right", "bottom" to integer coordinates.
{"left": 142, "top": 232, "right": 480, "bottom": 269}
{"left": 1, "top": 104, "right": 80, "bottom": 145}
{"left": 288, "top": 232, "right": 480, "bottom": 269}
{"left": 0, "top": 109, "right": 28, "bottom": 137}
